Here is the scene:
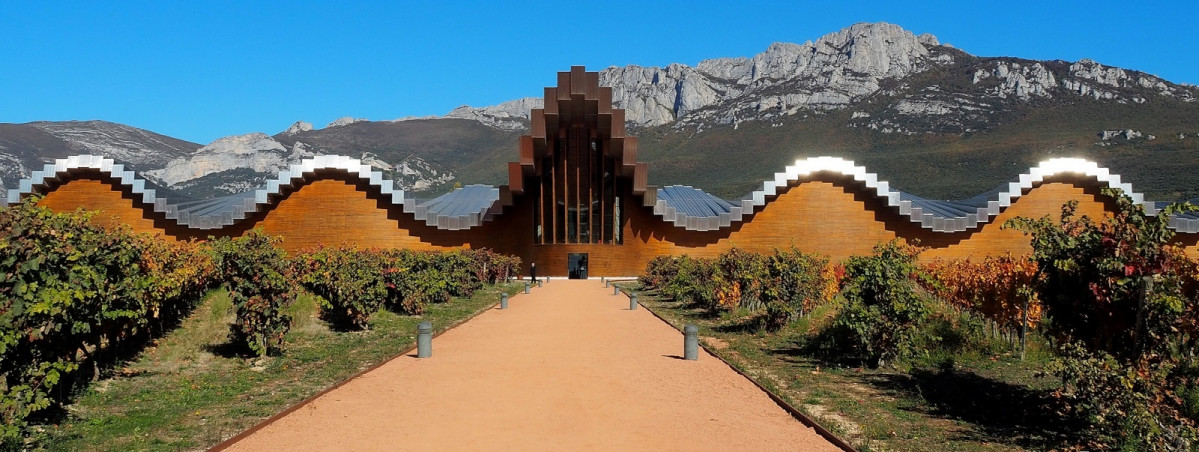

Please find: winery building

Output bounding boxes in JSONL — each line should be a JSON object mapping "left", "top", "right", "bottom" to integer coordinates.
{"left": 9, "top": 67, "right": 1199, "bottom": 276}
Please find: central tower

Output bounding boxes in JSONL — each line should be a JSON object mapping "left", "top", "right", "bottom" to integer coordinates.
{"left": 508, "top": 66, "right": 648, "bottom": 245}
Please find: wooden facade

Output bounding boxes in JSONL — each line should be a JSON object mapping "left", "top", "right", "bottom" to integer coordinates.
{"left": 23, "top": 67, "right": 1199, "bottom": 276}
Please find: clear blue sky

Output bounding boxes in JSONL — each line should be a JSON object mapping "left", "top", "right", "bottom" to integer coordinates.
{"left": 1, "top": 0, "right": 1195, "bottom": 145}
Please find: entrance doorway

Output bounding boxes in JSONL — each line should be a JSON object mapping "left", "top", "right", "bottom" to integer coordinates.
{"left": 567, "top": 253, "right": 589, "bottom": 279}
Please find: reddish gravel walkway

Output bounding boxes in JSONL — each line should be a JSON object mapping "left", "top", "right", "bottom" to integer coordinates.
{"left": 217, "top": 279, "right": 839, "bottom": 451}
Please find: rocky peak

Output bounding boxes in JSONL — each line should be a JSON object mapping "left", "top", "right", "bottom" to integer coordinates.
{"left": 597, "top": 22, "right": 940, "bottom": 129}
{"left": 282, "top": 120, "right": 313, "bottom": 135}
{"left": 972, "top": 61, "right": 1056, "bottom": 99}
{"left": 1063, "top": 58, "right": 1193, "bottom": 103}
{"left": 198, "top": 133, "right": 286, "bottom": 155}
{"left": 28, "top": 120, "right": 197, "bottom": 167}
{"left": 145, "top": 133, "right": 295, "bottom": 187}
{"left": 445, "top": 97, "right": 542, "bottom": 130}
{"left": 326, "top": 116, "right": 368, "bottom": 128}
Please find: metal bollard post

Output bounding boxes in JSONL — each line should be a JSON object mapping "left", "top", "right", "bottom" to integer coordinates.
{"left": 538, "top": 279, "right": 543, "bottom": 288}
{"left": 601, "top": 276, "right": 606, "bottom": 284}
{"left": 500, "top": 293, "right": 508, "bottom": 309}
{"left": 417, "top": 321, "right": 432, "bottom": 358}
{"left": 630, "top": 293, "right": 638, "bottom": 310}
{"left": 684, "top": 325, "right": 698, "bottom": 360}
{"left": 613, "top": 285, "right": 618, "bottom": 295}
{"left": 604, "top": 280, "right": 609, "bottom": 288}
{"left": 525, "top": 282, "right": 530, "bottom": 294}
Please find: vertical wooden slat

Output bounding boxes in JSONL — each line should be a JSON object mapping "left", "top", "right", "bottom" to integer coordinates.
{"left": 520, "top": 136, "right": 534, "bottom": 165}
{"left": 586, "top": 71, "right": 599, "bottom": 100}
{"left": 543, "top": 88, "right": 558, "bottom": 115}
{"left": 610, "top": 109, "right": 626, "bottom": 138}
{"left": 551, "top": 135, "right": 559, "bottom": 243}
{"left": 507, "top": 162, "right": 523, "bottom": 195}
{"left": 571, "top": 66, "right": 586, "bottom": 96}
{"left": 557, "top": 72, "right": 571, "bottom": 101}
{"left": 541, "top": 152, "right": 550, "bottom": 244}
{"left": 598, "top": 87, "right": 612, "bottom": 115}
{"left": 573, "top": 126, "right": 582, "bottom": 243}
{"left": 530, "top": 109, "right": 546, "bottom": 139}
{"left": 558, "top": 127, "right": 568, "bottom": 243}
{"left": 623, "top": 138, "right": 638, "bottom": 170}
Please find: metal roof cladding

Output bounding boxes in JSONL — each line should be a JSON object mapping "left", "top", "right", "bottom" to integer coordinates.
{"left": 7, "top": 155, "right": 1198, "bottom": 234}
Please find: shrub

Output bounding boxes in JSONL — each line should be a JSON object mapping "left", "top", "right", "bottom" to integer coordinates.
{"left": 714, "top": 248, "right": 768, "bottom": 311}
{"left": 660, "top": 256, "right": 720, "bottom": 309}
{"left": 760, "top": 247, "right": 832, "bottom": 329}
{"left": 294, "top": 245, "right": 387, "bottom": 330}
{"left": 211, "top": 230, "right": 295, "bottom": 357}
{"left": 462, "top": 248, "right": 520, "bottom": 285}
{"left": 642, "top": 249, "right": 841, "bottom": 326}
{"left": 824, "top": 240, "right": 931, "bottom": 367}
{"left": 437, "top": 250, "right": 482, "bottom": 298}
{"left": 921, "top": 255, "right": 1042, "bottom": 343}
{"left": 1005, "top": 189, "right": 1199, "bottom": 449}
{"left": 640, "top": 255, "right": 679, "bottom": 290}
{"left": 0, "top": 199, "right": 214, "bottom": 442}
{"left": 379, "top": 250, "right": 447, "bottom": 315}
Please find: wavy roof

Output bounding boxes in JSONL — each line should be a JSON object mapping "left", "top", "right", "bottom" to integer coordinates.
{"left": 6, "top": 154, "right": 1198, "bottom": 234}
{"left": 5, "top": 155, "right": 503, "bottom": 231}
{"left": 651, "top": 156, "right": 1198, "bottom": 233}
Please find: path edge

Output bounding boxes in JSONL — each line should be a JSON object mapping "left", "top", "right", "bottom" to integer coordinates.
{"left": 207, "top": 285, "right": 521, "bottom": 451}
{"left": 632, "top": 289, "right": 859, "bottom": 452}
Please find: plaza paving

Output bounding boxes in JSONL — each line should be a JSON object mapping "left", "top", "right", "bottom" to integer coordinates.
{"left": 218, "top": 279, "right": 839, "bottom": 451}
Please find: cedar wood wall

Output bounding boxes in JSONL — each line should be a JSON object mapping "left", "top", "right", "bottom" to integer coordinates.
{"left": 34, "top": 172, "right": 1199, "bottom": 277}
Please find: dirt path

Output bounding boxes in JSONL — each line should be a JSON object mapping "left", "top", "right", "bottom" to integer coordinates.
{"left": 217, "top": 280, "right": 840, "bottom": 451}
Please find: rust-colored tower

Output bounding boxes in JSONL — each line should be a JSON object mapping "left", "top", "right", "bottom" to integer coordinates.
{"left": 508, "top": 66, "right": 649, "bottom": 245}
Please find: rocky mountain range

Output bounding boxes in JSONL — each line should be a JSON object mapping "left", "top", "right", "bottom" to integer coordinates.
{"left": 4, "top": 22, "right": 1199, "bottom": 202}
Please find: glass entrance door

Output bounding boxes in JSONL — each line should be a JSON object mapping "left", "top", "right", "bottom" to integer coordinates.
{"left": 567, "top": 253, "right": 588, "bottom": 279}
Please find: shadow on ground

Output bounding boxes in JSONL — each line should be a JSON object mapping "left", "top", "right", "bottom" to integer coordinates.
{"left": 771, "top": 338, "right": 1081, "bottom": 449}
{"left": 858, "top": 366, "right": 1076, "bottom": 448}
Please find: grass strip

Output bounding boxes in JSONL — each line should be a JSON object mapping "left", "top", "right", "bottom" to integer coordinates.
{"left": 39, "top": 283, "right": 522, "bottom": 451}
{"left": 623, "top": 282, "right": 1057, "bottom": 452}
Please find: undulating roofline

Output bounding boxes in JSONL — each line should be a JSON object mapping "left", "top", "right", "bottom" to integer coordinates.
{"left": 651, "top": 156, "right": 1193, "bottom": 233}
{"left": 4, "top": 155, "right": 504, "bottom": 231}
{"left": 6, "top": 154, "right": 1198, "bottom": 234}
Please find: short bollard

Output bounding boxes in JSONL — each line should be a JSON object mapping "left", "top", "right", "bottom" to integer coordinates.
{"left": 613, "top": 285, "right": 618, "bottom": 295}
{"left": 601, "top": 276, "right": 606, "bottom": 284}
{"left": 538, "top": 279, "right": 543, "bottom": 288}
{"left": 417, "top": 321, "right": 432, "bottom": 358}
{"left": 630, "top": 293, "right": 638, "bottom": 310}
{"left": 500, "top": 293, "right": 508, "bottom": 309}
{"left": 604, "top": 280, "right": 610, "bottom": 288}
{"left": 684, "top": 324, "right": 698, "bottom": 360}
{"left": 525, "top": 282, "right": 530, "bottom": 294}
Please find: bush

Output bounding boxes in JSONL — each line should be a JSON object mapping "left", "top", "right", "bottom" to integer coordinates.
{"left": 0, "top": 199, "right": 215, "bottom": 442}
{"left": 438, "top": 250, "right": 482, "bottom": 298}
{"left": 660, "top": 256, "right": 720, "bottom": 310}
{"left": 378, "top": 250, "right": 445, "bottom": 315}
{"left": 921, "top": 255, "right": 1042, "bottom": 344}
{"left": 211, "top": 230, "right": 295, "bottom": 357}
{"left": 642, "top": 249, "right": 842, "bottom": 327}
{"left": 760, "top": 247, "right": 832, "bottom": 329}
{"left": 462, "top": 248, "right": 520, "bottom": 285}
{"left": 714, "top": 248, "right": 768, "bottom": 311}
{"left": 824, "top": 240, "right": 931, "bottom": 367}
{"left": 294, "top": 245, "right": 387, "bottom": 330}
{"left": 640, "top": 255, "right": 679, "bottom": 290}
{"left": 1045, "top": 343, "right": 1197, "bottom": 450}
{"left": 1006, "top": 190, "right": 1199, "bottom": 449}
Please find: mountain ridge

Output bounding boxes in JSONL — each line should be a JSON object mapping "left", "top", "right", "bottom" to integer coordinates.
{"left": 4, "top": 22, "right": 1198, "bottom": 202}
